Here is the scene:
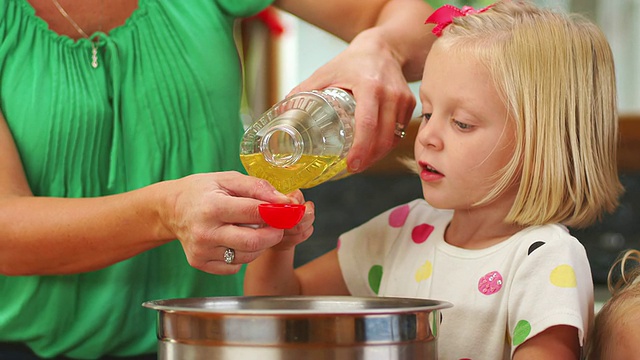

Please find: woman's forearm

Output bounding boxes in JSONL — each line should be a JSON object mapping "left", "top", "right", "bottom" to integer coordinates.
{"left": 371, "top": 0, "right": 435, "bottom": 81}
{"left": 0, "top": 170, "right": 296, "bottom": 276}
{"left": 0, "top": 181, "right": 173, "bottom": 275}
{"left": 276, "top": 0, "right": 434, "bottom": 82}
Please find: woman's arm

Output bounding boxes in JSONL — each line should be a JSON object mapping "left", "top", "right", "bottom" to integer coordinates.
{"left": 275, "top": 0, "right": 433, "bottom": 81}
{"left": 0, "top": 112, "right": 291, "bottom": 276}
{"left": 273, "top": 0, "right": 435, "bottom": 172}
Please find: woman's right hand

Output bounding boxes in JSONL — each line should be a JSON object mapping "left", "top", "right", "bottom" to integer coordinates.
{"left": 1, "top": 109, "right": 292, "bottom": 276}
{"left": 159, "top": 171, "right": 294, "bottom": 275}
{"left": 0, "top": 128, "right": 291, "bottom": 276}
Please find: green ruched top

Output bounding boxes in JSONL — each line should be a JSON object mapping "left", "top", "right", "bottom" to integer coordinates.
{"left": 0, "top": 0, "right": 272, "bottom": 357}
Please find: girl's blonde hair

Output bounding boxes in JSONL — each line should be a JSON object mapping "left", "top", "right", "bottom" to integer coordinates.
{"left": 430, "top": 0, "right": 623, "bottom": 228}
{"left": 586, "top": 249, "right": 640, "bottom": 359}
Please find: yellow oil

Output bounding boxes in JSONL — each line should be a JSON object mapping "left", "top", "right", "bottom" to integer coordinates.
{"left": 240, "top": 153, "right": 346, "bottom": 194}
{"left": 302, "top": 157, "right": 348, "bottom": 188}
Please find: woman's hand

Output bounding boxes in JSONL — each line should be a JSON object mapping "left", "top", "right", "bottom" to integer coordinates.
{"left": 289, "top": 29, "right": 417, "bottom": 173}
{"left": 276, "top": 0, "right": 434, "bottom": 173}
{"left": 160, "top": 171, "right": 295, "bottom": 275}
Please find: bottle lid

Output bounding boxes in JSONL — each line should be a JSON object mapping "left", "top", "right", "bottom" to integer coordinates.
{"left": 258, "top": 203, "right": 306, "bottom": 229}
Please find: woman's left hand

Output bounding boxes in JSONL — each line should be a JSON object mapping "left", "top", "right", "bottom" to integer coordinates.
{"left": 289, "top": 28, "right": 418, "bottom": 174}
{"left": 275, "top": 0, "right": 435, "bottom": 173}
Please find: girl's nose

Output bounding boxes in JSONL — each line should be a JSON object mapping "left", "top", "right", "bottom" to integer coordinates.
{"left": 417, "top": 115, "right": 444, "bottom": 150}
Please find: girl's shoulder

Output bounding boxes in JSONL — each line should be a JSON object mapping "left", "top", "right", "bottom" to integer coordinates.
{"left": 510, "top": 223, "right": 589, "bottom": 263}
{"left": 516, "top": 223, "right": 584, "bottom": 247}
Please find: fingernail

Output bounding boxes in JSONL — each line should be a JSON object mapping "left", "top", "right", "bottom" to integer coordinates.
{"left": 349, "top": 159, "right": 361, "bottom": 172}
{"left": 273, "top": 190, "right": 291, "bottom": 201}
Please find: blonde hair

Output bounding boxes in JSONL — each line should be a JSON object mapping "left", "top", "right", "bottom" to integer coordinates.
{"left": 586, "top": 249, "right": 640, "bottom": 359}
{"left": 427, "top": 0, "right": 622, "bottom": 228}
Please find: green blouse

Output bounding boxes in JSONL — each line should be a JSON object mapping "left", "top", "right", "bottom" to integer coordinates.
{"left": 0, "top": 0, "right": 272, "bottom": 357}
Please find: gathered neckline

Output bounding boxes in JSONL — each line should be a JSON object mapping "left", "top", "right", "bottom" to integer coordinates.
{"left": 16, "top": 0, "right": 149, "bottom": 47}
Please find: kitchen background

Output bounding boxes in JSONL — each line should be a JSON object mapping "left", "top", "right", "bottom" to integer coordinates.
{"left": 240, "top": 0, "right": 640, "bottom": 292}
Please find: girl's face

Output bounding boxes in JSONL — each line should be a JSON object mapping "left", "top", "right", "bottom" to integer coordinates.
{"left": 415, "top": 41, "right": 517, "bottom": 211}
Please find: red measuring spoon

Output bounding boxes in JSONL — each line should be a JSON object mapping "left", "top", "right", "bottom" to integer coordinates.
{"left": 258, "top": 203, "right": 306, "bottom": 229}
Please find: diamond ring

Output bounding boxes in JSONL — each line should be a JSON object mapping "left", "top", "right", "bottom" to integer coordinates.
{"left": 223, "top": 248, "right": 235, "bottom": 264}
{"left": 394, "top": 123, "right": 406, "bottom": 139}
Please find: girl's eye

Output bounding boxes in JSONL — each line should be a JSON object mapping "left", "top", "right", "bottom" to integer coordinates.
{"left": 421, "top": 113, "right": 432, "bottom": 122}
{"left": 453, "top": 119, "right": 473, "bottom": 130}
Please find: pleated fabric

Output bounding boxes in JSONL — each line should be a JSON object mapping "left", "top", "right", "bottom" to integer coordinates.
{"left": 0, "top": 0, "right": 272, "bottom": 357}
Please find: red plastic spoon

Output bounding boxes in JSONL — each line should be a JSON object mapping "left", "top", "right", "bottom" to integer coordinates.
{"left": 258, "top": 203, "right": 306, "bottom": 229}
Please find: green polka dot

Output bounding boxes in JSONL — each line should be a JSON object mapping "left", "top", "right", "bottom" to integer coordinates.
{"left": 431, "top": 311, "right": 439, "bottom": 337}
{"left": 512, "top": 320, "right": 532, "bottom": 346}
{"left": 368, "top": 265, "right": 383, "bottom": 294}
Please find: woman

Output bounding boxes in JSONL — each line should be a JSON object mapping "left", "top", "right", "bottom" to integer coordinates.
{"left": 0, "top": 0, "right": 434, "bottom": 358}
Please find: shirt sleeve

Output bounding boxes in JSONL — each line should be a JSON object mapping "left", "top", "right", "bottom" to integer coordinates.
{"left": 214, "top": 0, "right": 275, "bottom": 17}
{"left": 507, "top": 227, "right": 594, "bottom": 354}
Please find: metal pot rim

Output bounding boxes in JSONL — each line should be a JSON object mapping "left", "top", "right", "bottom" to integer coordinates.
{"left": 142, "top": 295, "right": 452, "bottom": 315}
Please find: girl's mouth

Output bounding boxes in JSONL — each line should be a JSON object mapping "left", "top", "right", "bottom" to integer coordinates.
{"left": 424, "top": 164, "right": 441, "bottom": 174}
{"left": 420, "top": 162, "right": 442, "bottom": 175}
{"left": 418, "top": 161, "right": 444, "bottom": 182}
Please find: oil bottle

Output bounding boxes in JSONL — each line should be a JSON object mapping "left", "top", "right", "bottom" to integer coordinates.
{"left": 240, "top": 87, "right": 355, "bottom": 194}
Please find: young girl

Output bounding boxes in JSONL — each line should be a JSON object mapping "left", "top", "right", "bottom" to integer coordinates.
{"left": 586, "top": 249, "right": 640, "bottom": 359}
{"left": 245, "top": 1, "right": 622, "bottom": 358}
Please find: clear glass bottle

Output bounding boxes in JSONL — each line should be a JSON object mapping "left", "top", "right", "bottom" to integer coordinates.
{"left": 240, "top": 87, "right": 355, "bottom": 194}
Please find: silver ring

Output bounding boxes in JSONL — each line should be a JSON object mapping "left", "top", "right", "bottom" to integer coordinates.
{"left": 223, "top": 248, "right": 235, "bottom": 264}
{"left": 394, "top": 123, "right": 406, "bottom": 139}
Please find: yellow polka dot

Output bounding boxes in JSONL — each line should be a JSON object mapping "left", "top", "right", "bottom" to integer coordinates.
{"left": 550, "top": 264, "right": 577, "bottom": 288}
{"left": 415, "top": 260, "right": 433, "bottom": 282}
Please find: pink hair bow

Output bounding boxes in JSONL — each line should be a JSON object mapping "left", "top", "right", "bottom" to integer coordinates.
{"left": 425, "top": 4, "right": 494, "bottom": 37}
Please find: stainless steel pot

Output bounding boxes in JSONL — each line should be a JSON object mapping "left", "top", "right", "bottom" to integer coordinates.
{"left": 143, "top": 296, "right": 452, "bottom": 360}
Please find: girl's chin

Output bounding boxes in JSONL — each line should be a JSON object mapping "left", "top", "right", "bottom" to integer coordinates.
{"left": 421, "top": 193, "right": 449, "bottom": 209}
{"left": 422, "top": 190, "right": 476, "bottom": 211}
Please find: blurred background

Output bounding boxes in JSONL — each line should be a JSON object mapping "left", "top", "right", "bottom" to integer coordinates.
{"left": 239, "top": 0, "right": 640, "bottom": 287}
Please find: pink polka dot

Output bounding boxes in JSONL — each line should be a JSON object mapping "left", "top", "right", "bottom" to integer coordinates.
{"left": 336, "top": 238, "right": 342, "bottom": 250}
{"left": 411, "top": 224, "right": 434, "bottom": 244}
{"left": 477, "top": 271, "right": 503, "bottom": 295}
{"left": 388, "top": 204, "right": 410, "bottom": 228}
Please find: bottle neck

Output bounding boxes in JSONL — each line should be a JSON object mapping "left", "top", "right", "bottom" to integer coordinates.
{"left": 260, "top": 124, "right": 304, "bottom": 167}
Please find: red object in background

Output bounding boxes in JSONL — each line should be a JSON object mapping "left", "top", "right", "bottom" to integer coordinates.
{"left": 259, "top": 203, "right": 305, "bottom": 229}
{"left": 246, "top": 7, "right": 285, "bottom": 36}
